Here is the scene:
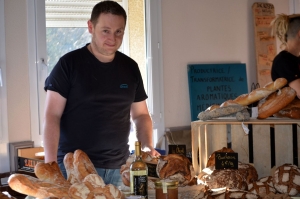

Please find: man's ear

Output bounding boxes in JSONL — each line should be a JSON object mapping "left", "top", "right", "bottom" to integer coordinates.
{"left": 297, "top": 30, "right": 300, "bottom": 39}
{"left": 87, "top": 20, "right": 93, "bottom": 33}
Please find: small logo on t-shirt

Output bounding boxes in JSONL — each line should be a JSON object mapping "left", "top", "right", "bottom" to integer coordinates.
{"left": 120, "top": 84, "right": 128, "bottom": 88}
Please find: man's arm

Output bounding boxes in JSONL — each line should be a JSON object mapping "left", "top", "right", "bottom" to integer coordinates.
{"left": 43, "top": 90, "right": 67, "bottom": 163}
{"left": 130, "top": 100, "right": 160, "bottom": 157}
{"left": 289, "top": 79, "right": 300, "bottom": 99}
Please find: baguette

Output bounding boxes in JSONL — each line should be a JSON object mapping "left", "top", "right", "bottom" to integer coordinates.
{"left": 205, "top": 104, "right": 220, "bottom": 112}
{"left": 34, "top": 161, "right": 71, "bottom": 187}
{"left": 232, "top": 78, "right": 287, "bottom": 106}
{"left": 64, "top": 152, "right": 80, "bottom": 184}
{"left": 198, "top": 104, "right": 247, "bottom": 121}
{"left": 68, "top": 174, "right": 123, "bottom": 199}
{"left": 73, "top": 149, "right": 98, "bottom": 182}
{"left": 8, "top": 173, "right": 70, "bottom": 199}
{"left": 258, "top": 87, "right": 296, "bottom": 119}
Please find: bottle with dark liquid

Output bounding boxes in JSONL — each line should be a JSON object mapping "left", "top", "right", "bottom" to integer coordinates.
{"left": 130, "top": 141, "right": 148, "bottom": 199}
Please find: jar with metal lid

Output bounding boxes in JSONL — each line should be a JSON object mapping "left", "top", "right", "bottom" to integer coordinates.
{"left": 155, "top": 180, "right": 178, "bottom": 199}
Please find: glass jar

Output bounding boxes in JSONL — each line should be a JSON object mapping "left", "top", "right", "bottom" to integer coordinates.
{"left": 155, "top": 180, "right": 178, "bottom": 199}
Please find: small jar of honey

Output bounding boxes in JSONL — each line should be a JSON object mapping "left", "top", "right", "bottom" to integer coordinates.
{"left": 155, "top": 180, "right": 178, "bottom": 199}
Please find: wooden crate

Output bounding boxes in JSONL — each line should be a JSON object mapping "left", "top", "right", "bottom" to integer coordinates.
{"left": 191, "top": 118, "right": 300, "bottom": 178}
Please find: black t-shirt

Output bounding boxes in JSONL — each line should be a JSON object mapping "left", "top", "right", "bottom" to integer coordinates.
{"left": 271, "top": 50, "right": 300, "bottom": 83}
{"left": 44, "top": 44, "right": 147, "bottom": 168}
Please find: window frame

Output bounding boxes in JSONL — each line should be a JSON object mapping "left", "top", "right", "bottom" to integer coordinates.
{"left": 27, "top": 0, "right": 165, "bottom": 148}
{"left": 0, "top": 0, "right": 10, "bottom": 173}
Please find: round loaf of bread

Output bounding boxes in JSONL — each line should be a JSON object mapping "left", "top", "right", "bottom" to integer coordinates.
{"left": 258, "top": 176, "right": 273, "bottom": 184}
{"left": 206, "top": 147, "right": 235, "bottom": 167}
{"left": 273, "top": 164, "right": 300, "bottom": 196}
{"left": 197, "top": 166, "right": 215, "bottom": 185}
{"left": 238, "top": 162, "right": 258, "bottom": 184}
{"left": 206, "top": 169, "right": 248, "bottom": 190}
{"left": 248, "top": 181, "right": 276, "bottom": 197}
{"left": 205, "top": 188, "right": 261, "bottom": 199}
{"left": 156, "top": 154, "right": 195, "bottom": 186}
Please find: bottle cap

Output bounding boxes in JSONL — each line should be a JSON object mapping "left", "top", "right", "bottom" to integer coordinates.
{"left": 135, "top": 141, "right": 141, "bottom": 146}
{"left": 135, "top": 141, "right": 141, "bottom": 156}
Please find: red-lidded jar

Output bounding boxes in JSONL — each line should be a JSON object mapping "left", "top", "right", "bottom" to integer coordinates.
{"left": 155, "top": 180, "right": 178, "bottom": 199}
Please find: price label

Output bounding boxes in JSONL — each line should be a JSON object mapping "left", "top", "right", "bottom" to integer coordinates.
{"left": 146, "top": 162, "right": 159, "bottom": 178}
{"left": 215, "top": 152, "right": 238, "bottom": 170}
{"left": 168, "top": 145, "right": 186, "bottom": 156}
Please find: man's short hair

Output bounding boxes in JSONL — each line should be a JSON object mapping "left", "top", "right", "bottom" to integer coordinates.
{"left": 90, "top": 1, "right": 127, "bottom": 25}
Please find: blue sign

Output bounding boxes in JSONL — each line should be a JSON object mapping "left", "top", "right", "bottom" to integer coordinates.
{"left": 187, "top": 63, "right": 248, "bottom": 121}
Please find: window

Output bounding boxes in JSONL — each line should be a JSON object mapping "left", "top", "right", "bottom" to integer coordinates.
{"left": 27, "top": 0, "right": 165, "bottom": 150}
{"left": 45, "top": 0, "right": 129, "bottom": 73}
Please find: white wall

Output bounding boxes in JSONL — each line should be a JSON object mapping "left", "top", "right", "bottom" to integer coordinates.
{"left": 3, "top": 0, "right": 290, "bottom": 146}
{"left": 5, "top": 0, "right": 31, "bottom": 143}
{"left": 161, "top": 0, "right": 289, "bottom": 128}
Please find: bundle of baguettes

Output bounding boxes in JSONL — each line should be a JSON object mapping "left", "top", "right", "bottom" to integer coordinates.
{"left": 201, "top": 78, "right": 288, "bottom": 120}
{"left": 8, "top": 149, "right": 124, "bottom": 199}
{"left": 224, "top": 77, "right": 288, "bottom": 107}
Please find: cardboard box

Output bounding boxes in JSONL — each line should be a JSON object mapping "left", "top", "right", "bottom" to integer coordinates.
{"left": 18, "top": 147, "right": 44, "bottom": 173}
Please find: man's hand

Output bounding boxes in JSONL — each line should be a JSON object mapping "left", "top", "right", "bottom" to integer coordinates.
{"left": 142, "top": 146, "right": 161, "bottom": 158}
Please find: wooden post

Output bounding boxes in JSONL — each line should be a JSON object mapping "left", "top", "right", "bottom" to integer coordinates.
{"left": 252, "top": 2, "right": 277, "bottom": 87}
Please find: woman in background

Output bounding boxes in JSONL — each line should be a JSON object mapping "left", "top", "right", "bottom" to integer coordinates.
{"left": 271, "top": 14, "right": 300, "bottom": 98}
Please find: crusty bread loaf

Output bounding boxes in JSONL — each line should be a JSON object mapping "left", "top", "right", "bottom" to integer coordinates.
{"left": 273, "top": 164, "right": 300, "bottom": 196}
{"left": 238, "top": 162, "right": 258, "bottom": 185}
{"left": 248, "top": 176, "right": 276, "bottom": 197}
{"left": 120, "top": 164, "right": 130, "bottom": 187}
{"left": 220, "top": 100, "right": 240, "bottom": 107}
{"left": 63, "top": 152, "right": 80, "bottom": 184}
{"left": 8, "top": 174, "right": 70, "bottom": 199}
{"left": 197, "top": 166, "right": 215, "bottom": 185}
{"left": 68, "top": 174, "right": 123, "bottom": 199}
{"left": 232, "top": 78, "right": 287, "bottom": 106}
{"left": 205, "top": 189, "right": 261, "bottom": 199}
{"left": 206, "top": 169, "right": 248, "bottom": 190}
{"left": 9, "top": 150, "right": 123, "bottom": 199}
{"left": 258, "top": 176, "right": 273, "bottom": 184}
{"left": 156, "top": 154, "right": 195, "bottom": 186}
{"left": 205, "top": 104, "right": 220, "bottom": 112}
{"left": 72, "top": 149, "right": 98, "bottom": 182}
{"left": 198, "top": 104, "right": 247, "bottom": 121}
{"left": 34, "top": 161, "right": 71, "bottom": 187}
{"left": 258, "top": 87, "right": 296, "bottom": 119}
{"left": 248, "top": 178, "right": 276, "bottom": 197}
{"left": 273, "top": 98, "right": 300, "bottom": 119}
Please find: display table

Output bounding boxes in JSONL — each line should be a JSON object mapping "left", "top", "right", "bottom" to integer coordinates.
{"left": 191, "top": 118, "right": 300, "bottom": 178}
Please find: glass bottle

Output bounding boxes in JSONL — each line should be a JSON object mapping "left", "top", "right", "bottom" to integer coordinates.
{"left": 130, "top": 141, "right": 148, "bottom": 199}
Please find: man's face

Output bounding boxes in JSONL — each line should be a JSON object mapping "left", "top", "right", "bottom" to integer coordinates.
{"left": 88, "top": 13, "right": 125, "bottom": 60}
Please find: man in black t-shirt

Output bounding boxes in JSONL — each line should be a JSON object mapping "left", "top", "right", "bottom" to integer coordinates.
{"left": 43, "top": 1, "right": 160, "bottom": 187}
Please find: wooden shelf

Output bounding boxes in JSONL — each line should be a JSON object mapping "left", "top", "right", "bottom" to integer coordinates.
{"left": 191, "top": 118, "right": 300, "bottom": 177}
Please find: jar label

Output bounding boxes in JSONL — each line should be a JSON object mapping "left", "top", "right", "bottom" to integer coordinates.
{"left": 162, "top": 181, "right": 167, "bottom": 193}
